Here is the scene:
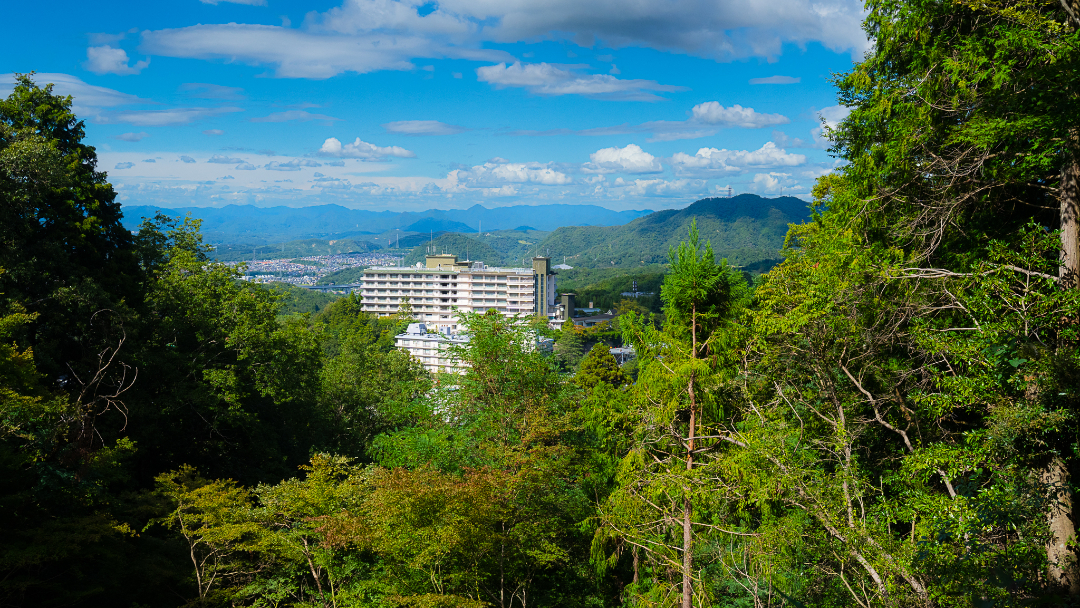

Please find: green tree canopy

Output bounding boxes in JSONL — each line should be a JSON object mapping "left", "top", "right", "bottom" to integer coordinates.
{"left": 574, "top": 343, "right": 628, "bottom": 390}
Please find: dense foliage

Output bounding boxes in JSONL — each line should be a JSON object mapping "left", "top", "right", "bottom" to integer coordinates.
{"left": 6, "top": 1, "right": 1080, "bottom": 602}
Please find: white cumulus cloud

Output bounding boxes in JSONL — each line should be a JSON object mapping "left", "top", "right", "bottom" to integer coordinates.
{"left": 691, "top": 102, "right": 789, "bottom": 128}
{"left": 752, "top": 171, "right": 796, "bottom": 192}
{"left": 610, "top": 177, "right": 709, "bottom": 197}
{"left": 83, "top": 46, "right": 150, "bottom": 76}
{"left": 553, "top": 101, "right": 792, "bottom": 142}
{"left": 818, "top": 105, "right": 851, "bottom": 129}
{"left": 448, "top": 161, "right": 573, "bottom": 189}
{"left": 583, "top": 144, "right": 662, "bottom": 174}
{"left": 317, "top": 137, "right": 416, "bottom": 159}
{"left": 671, "top": 142, "right": 806, "bottom": 176}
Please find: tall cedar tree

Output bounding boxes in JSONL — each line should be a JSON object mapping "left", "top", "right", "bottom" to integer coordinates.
{"left": 597, "top": 221, "right": 748, "bottom": 608}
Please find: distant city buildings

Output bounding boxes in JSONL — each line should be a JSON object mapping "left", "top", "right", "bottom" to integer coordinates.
{"left": 228, "top": 252, "right": 402, "bottom": 286}
{"left": 360, "top": 254, "right": 557, "bottom": 333}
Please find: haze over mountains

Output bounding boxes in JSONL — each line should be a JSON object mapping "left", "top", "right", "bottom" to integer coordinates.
{"left": 120, "top": 203, "right": 652, "bottom": 244}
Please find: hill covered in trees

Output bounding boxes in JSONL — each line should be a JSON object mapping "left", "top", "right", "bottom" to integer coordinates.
{"left": 402, "top": 232, "right": 510, "bottom": 266}
{"left": 533, "top": 194, "right": 809, "bottom": 272}
{"left": 211, "top": 236, "right": 383, "bottom": 261}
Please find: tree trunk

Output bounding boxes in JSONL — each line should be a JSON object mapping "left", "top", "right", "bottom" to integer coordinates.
{"left": 1052, "top": 128, "right": 1080, "bottom": 595}
{"left": 500, "top": 523, "right": 506, "bottom": 608}
{"left": 1044, "top": 457, "right": 1080, "bottom": 594}
{"left": 1061, "top": 138, "right": 1080, "bottom": 289}
{"left": 682, "top": 390, "right": 695, "bottom": 608}
{"left": 682, "top": 495, "right": 693, "bottom": 608}
{"left": 681, "top": 305, "right": 697, "bottom": 608}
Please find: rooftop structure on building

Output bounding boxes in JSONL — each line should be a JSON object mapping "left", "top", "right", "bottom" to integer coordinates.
{"left": 360, "top": 254, "right": 557, "bottom": 333}
{"left": 572, "top": 312, "right": 618, "bottom": 328}
{"left": 609, "top": 347, "right": 636, "bottom": 365}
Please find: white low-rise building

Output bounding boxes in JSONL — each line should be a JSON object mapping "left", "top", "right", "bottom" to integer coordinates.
{"left": 361, "top": 254, "right": 557, "bottom": 333}
{"left": 395, "top": 323, "right": 469, "bottom": 374}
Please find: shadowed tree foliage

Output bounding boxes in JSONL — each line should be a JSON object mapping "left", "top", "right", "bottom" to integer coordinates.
{"left": 0, "top": 73, "right": 141, "bottom": 383}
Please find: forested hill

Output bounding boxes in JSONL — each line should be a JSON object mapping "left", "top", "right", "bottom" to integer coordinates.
{"left": 402, "top": 232, "right": 509, "bottom": 267}
{"left": 536, "top": 194, "right": 810, "bottom": 272}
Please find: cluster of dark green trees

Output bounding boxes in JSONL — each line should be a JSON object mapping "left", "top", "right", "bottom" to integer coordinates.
{"left": 6, "top": 0, "right": 1080, "bottom": 603}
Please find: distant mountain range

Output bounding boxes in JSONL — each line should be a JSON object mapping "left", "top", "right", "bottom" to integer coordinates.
{"left": 119, "top": 203, "right": 652, "bottom": 244}
{"left": 398, "top": 194, "right": 812, "bottom": 274}
{"left": 124, "top": 196, "right": 811, "bottom": 274}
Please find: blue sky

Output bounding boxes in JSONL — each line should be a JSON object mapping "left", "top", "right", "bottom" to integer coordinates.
{"left": 1, "top": 0, "right": 867, "bottom": 212}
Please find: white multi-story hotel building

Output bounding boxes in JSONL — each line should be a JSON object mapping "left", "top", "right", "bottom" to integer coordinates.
{"left": 360, "top": 254, "right": 557, "bottom": 333}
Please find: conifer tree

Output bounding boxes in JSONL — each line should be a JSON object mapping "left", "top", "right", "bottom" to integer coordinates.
{"left": 574, "top": 343, "right": 628, "bottom": 390}
{"left": 598, "top": 221, "right": 748, "bottom": 608}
